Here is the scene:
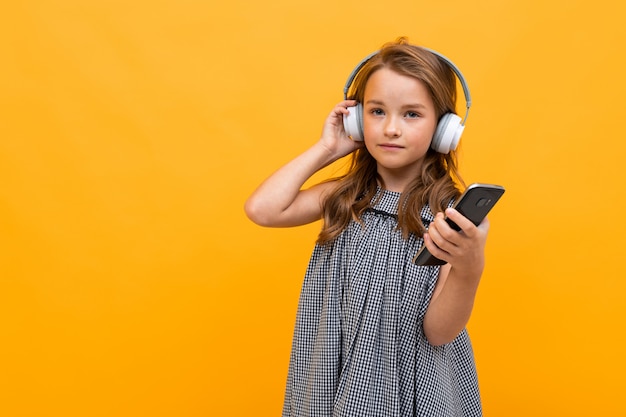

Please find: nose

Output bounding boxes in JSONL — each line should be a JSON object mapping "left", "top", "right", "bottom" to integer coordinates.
{"left": 384, "top": 116, "right": 401, "bottom": 138}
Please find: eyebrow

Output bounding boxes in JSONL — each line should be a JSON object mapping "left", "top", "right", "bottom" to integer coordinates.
{"left": 365, "top": 99, "right": 427, "bottom": 109}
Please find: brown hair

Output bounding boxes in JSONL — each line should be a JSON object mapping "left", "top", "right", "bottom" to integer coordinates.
{"left": 317, "top": 38, "right": 465, "bottom": 244}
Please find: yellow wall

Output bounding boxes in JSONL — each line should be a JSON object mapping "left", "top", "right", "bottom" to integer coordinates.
{"left": 1, "top": 0, "right": 625, "bottom": 415}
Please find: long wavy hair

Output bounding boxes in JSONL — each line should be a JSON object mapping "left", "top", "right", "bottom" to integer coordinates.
{"left": 317, "top": 38, "right": 465, "bottom": 245}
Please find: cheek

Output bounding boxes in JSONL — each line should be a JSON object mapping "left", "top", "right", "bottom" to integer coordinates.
{"left": 361, "top": 118, "right": 373, "bottom": 142}
{"left": 362, "top": 115, "right": 380, "bottom": 138}
{"left": 362, "top": 137, "right": 375, "bottom": 154}
{"left": 419, "top": 120, "right": 438, "bottom": 143}
{"left": 362, "top": 121, "right": 380, "bottom": 151}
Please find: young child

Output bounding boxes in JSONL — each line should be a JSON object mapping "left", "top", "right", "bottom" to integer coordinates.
{"left": 245, "top": 38, "right": 487, "bottom": 417}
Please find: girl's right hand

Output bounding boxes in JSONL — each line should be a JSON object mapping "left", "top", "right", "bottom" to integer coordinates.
{"left": 245, "top": 100, "right": 364, "bottom": 228}
{"left": 318, "top": 100, "right": 364, "bottom": 160}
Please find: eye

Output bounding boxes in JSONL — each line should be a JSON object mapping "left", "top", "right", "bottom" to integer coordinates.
{"left": 405, "top": 111, "right": 420, "bottom": 119}
{"left": 370, "top": 108, "right": 384, "bottom": 116}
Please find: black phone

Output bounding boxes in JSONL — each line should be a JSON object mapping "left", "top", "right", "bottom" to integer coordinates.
{"left": 412, "top": 183, "right": 505, "bottom": 266}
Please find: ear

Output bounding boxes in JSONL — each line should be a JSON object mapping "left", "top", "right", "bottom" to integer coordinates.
{"left": 431, "top": 113, "right": 463, "bottom": 153}
{"left": 343, "top": 104, "right": 364, "bottom": 141}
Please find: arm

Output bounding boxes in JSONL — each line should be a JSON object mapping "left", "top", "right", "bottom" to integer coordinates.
{"left": 422, "top": 208, "right": 490, "bottom": 346}
{"left": 244, "top": 100, "right": 363, "bottom": 227}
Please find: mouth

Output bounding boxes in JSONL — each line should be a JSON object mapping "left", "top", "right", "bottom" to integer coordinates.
{"left": 379, "top": 143, "right": 404, "bottom": 150}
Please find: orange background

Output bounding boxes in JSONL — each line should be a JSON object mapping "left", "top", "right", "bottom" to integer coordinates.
{"left": 1, "top": 1, "right": 625, "bottom": 416}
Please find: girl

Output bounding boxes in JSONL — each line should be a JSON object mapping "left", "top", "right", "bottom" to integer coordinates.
{"left": 245, "top": 38, "right": 487, "bottom": 417}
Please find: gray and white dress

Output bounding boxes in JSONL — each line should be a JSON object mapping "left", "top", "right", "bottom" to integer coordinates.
{"left": 282, "top": 187, "right": 482, "bottom": 417}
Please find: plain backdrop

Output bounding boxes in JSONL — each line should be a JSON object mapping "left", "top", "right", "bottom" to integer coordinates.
{"left": 1, "top": 0, "right": 625, "bottom": 415}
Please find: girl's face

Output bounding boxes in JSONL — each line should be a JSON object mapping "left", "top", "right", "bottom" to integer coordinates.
{"left": 362, "top": 67, "right": 438, "bottom": 191}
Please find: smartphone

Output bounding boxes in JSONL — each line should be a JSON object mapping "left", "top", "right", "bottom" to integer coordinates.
{"left": 412, "top": 183, "right": 505, "bottom": 266}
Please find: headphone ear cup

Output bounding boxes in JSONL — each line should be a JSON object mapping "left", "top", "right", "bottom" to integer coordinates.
{"left": 342, "top": 104, "right": 364, "bottom": 141}
{"left": 431, "top": 113, "right": 464, "bottom": 154}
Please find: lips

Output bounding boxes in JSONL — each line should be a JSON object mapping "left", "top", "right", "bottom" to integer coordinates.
{"left": 379, "top": 143, "right": 404, "bottom": 150}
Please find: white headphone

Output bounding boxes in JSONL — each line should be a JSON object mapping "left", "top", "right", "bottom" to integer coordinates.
{"left": 342, "top": 48, "right": 472, "bottom": 154}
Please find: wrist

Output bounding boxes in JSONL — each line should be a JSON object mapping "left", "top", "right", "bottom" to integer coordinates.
{"left": 313, "top": 140, "right": 341, "bottom": 165}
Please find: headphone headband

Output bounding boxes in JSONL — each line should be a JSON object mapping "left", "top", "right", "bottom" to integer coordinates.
{"left": 342, "top": 47, "right": 472, "bottom": 125}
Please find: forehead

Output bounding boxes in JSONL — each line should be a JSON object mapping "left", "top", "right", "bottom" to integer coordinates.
{"left": 364, "top": 68, "right": 433, "bottom": 105}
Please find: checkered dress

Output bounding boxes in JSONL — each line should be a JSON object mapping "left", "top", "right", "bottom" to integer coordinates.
{"left": 282, "top": 188, "right": 482, "bottom": 417}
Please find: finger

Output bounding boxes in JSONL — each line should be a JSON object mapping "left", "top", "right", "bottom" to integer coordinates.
{"left": 427, "top": 214, "right": 456, "bottom": 251}
{"left": 477, "top": 216, "right": 490, "bottom": 232}
{"left": 444, "top": 208, "right": 477, "bottom": 235}
{"left": 436, "top": 212, "right": 464, "bottom": 241}
{"left": 333, "top": 100, "right": 358, "bottom": 115}
{"left": 331, "top": 106, "right": 358, "bottom": 129}
{"left": 424, "top": 232, "right": 451, "bottom": 261}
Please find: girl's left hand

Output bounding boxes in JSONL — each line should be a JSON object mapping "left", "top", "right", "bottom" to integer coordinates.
{"left": 423, "top": 208, "right": 490, "bottom": 277}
